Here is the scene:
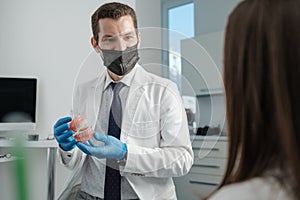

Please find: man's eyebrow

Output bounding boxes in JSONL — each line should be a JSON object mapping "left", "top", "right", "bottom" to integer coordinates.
{"left": 120, "top": 31, "right": 136, "bottom": 36}
{"left": 102, "top": 34, "right": 114, "bottom": 39}
{"left": 101, "top": 31, "right": 136, "bottom": 39}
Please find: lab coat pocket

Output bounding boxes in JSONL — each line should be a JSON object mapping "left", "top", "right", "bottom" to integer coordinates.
{"left": 129, "top": 120, "right": 161, "bottom": 147}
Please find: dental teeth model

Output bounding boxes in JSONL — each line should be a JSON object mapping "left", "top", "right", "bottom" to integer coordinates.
{"left": 69, "top": 114, "right": 94, "bottom": 142}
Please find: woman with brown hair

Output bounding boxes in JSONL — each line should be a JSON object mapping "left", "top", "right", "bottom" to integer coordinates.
{"left": 209, "top": 0, "right": 300, "bottom": 199}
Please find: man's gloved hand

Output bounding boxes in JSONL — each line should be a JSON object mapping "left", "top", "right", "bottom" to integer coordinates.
{"left": 54, "top": 117, "right": 77, "bottom": 151}
{"left": 76, "top": 132, "right": 127, "bottom": 160}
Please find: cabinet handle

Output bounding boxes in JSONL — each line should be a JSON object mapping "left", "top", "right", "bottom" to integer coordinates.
{"left": 189, "top": 180, "right": 218, "bottom": 186}
{"left": 0, "top": 158, "right": 14, "bottom": 163}
{"left": 193, "top": 147, "right": 219, "bottom": 151}
{"left": 193, "top": 164, "right": 220, "bottom": 169}
{"left": 0, "top": 154, "right": 17, "bottom": 163}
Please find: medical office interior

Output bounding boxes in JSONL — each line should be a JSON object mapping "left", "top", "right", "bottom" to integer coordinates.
{"left": 0, "top": 0, "right": 240, "bottom": 199}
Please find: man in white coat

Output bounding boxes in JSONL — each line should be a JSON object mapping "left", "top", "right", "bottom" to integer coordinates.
{"left": 54, "top": 2, "right": 193, "bottom": 200}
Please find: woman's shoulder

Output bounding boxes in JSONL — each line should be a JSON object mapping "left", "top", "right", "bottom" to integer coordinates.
{"left": 209, "top": 176, "right": 291, "bottom": 200}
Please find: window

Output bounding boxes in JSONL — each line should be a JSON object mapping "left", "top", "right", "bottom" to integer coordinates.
{"left": 162, "top": 0, "right": 195, "bottom": 92}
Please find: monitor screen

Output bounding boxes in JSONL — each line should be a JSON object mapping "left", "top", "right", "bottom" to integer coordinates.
{"left": 0, "top": 77, "right": 37, "bottom": 125}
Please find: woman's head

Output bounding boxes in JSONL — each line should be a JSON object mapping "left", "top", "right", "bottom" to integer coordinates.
{"left": 222, "top": 0, "right": 300, "bottom": 197}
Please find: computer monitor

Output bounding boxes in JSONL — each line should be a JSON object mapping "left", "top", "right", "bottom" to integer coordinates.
{"left": 0, "top": 77, "right": 37, "bottom": 132}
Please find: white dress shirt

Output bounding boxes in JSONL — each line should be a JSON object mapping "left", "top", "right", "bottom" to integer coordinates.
{"left": 80, "top": 67, "right": 138, "bottom": 199}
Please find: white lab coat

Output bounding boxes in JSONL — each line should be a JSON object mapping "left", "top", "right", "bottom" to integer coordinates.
{"left": 57, "top": 64, "right": 193, "bottom": 200}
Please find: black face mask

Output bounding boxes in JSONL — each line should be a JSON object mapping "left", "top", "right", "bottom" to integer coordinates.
{"left": 100, "top": 44, "right": 140, "bottom": 76}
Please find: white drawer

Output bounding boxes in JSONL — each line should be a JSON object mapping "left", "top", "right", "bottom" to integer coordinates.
{"left": 192, "top": 140, "right": 227, "bottom": 158}
{"left": 187, "top": 181, "right": 216, "bottom": 199}
{"left": 193, "top": 157, "right": 227, "bottom": 176}
{"left": 193, "top": 148, "right": 227, "bottom": 159}
{"left": 187, "top": 173, "right": 222, "bottom": 185}
{"left": 194, "top": 156, "right": 227, "bottom": 166}
{"left": 190, "top": 161, "right": 226, "bottom": 176}
{"left": 173, "top": 173, "right": 219, "bottom": 200}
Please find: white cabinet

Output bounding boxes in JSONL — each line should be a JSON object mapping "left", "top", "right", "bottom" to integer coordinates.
{"left": 0, "top": 156, "right": 18, "bottom": 200}
{"left": 0, "top": 140, "right": 57, "bottom": 200}
{"left": 174, "top": 136, "right": 227, "bottom": 200}
{"left": 181, "top": 31, "right": 225, "bottom": 97}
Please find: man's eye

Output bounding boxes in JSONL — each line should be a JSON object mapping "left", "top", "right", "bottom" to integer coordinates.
{"left": 103, "top": 38, "right": 115, "bottom": 43}
{"left": 124, "top": 36, "right": 134, "bottom": 40}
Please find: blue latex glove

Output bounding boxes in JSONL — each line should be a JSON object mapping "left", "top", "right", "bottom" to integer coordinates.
{"left": 76, "top": 132, "right": 127, "bottom": 160}
{"left": 53, "top": 116, "right": 77, "bottom": 151}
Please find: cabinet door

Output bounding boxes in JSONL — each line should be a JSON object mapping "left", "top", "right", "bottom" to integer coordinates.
{"left": 192, "top": 140, "right": 227, "bottom": 158}
{"left": 174, "top": 173, "right": 220, "bottom": 200}
{"left": 0, "top": 159, "right": 18, "bottom": 200}
{"left": 181, "top": 32, "right": 225, "bottom": 94}
{"left": 191, "top": 157, "right": 227, "bottom": 176}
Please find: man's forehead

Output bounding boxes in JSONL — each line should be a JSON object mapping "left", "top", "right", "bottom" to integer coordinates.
{"left": 98, "top": 15, "right": 134, "bottom": 28}
{"left": 98, "top": 16, "right": 135, "bottom": 35}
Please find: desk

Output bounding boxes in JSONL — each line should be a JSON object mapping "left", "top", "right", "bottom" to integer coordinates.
{"left": 0, "top": 139, "right": 57, "bottom": 200}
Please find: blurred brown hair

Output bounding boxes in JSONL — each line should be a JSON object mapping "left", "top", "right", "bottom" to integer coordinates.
{"left": 91, "top": 2, "right": 138, "bottom": 43}
{"left": 214, "top": 0, "right": 300, "bottom": 198}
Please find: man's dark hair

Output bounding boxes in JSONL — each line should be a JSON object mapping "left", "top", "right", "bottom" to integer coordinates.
{"left": 91, "top": 2, "right": 138, "bottom": 43}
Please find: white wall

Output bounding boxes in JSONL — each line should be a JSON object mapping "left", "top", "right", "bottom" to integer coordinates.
{"left": 136, "top": 0, "right": 163, "bottom": 76}
{"left": 194, "top": 0, "right": 240, "bottom": 35}
{"left": 0, "top": 1, "right": 135, "bottom": 199}
{"left": 181, "top": 31, "right": 225, "bottom": 94}
{"left": 0, "top": 0, "right": 134, "bottom": 139}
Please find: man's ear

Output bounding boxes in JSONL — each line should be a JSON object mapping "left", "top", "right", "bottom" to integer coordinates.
{"left": 91, "top": 37, "right": 100, "bottom": 53}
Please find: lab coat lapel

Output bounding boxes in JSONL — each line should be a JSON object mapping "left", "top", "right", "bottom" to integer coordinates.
{"left": 87, "top": 73, "right": 106, "bottom": 130}
{"left": 121, "top": 65, "right": 147, "bottom": 142}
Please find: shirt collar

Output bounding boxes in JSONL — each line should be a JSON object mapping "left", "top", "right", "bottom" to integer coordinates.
{"left": 104, "top": 66, "right": 137, "bottom": 90}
